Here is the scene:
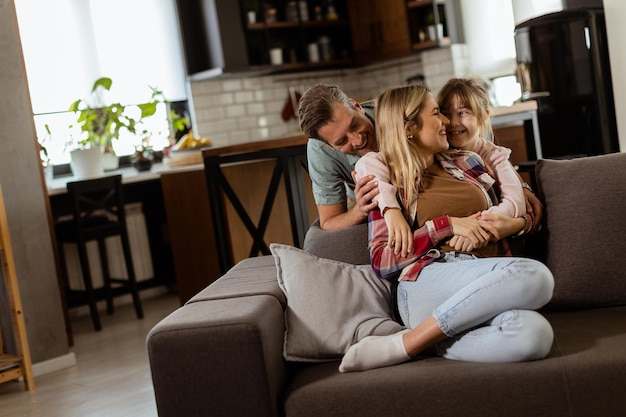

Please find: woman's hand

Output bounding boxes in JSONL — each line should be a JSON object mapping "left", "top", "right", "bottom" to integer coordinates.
{"left": 383, "top": 208, "right": 413, "bottom": 257}
{"left": 449, "top": 214, "right": 494, "bottom": 251}
{"left": 477, "top": 213, "right": 525, "bottom": 239}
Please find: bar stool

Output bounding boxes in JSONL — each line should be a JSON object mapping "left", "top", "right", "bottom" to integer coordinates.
{"left": 55, "top": 175, "right": 143, "bottom": 331}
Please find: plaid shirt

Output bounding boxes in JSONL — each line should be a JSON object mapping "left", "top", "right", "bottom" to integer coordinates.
{"left": 369, "top": 150, "right": 497, "bottom": 282}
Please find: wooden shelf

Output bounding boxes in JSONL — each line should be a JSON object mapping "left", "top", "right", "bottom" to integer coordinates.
{"left": 247, "top": 19, "right": 348, "bottom": 30}
{"left": 0, "top": 184, "right": 35, "bottom": 391}
{"left": 407, "top": 0, "right": 436, "bottom": 8}
{"left": 411, "top": 37, "right": 450, "bottom": 50}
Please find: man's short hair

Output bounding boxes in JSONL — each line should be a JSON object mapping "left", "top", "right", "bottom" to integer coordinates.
{"left": 298, "top": 84, "right": 356, "bottom": 140}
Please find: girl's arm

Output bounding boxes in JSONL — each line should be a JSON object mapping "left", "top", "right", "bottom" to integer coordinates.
{"left": 356, "top": 152, "right": 412, "bottom": 254}
{"left": 354, "top": 152, "right": 401, "bottom": 214}
{"left": 476, "top": 140, "right": 525, "bottom": 218}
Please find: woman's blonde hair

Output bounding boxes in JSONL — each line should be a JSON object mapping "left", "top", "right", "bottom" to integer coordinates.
{"left": 375, "top": 84, "right": 430, "bottom": 211}
{"left": 437, "top": 77, "right": 493, "bottom": 141}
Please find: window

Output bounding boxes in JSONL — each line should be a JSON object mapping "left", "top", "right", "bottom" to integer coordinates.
{"left": 15, "top": 0, "right": 188, "bottom": 165}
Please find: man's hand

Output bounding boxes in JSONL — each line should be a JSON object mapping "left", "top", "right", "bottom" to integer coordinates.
{"left": 352, "top": 171, "right": 378, "bottom": 218}
{"left": 523, "top": 188, "right": 543, "bottom": 233}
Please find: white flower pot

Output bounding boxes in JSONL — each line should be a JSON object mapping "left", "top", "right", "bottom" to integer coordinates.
{"left": 70, "top": 148, "right": 104, "bottom": 179}
{"left": 102, "top": 151, "right": 119, "bottom": 171}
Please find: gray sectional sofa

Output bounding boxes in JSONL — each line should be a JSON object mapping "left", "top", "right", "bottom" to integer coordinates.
{"left": 147, "top": 152, "right": 626, "bottom": 417}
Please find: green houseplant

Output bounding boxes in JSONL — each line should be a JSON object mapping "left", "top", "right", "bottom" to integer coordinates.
{"left": 68, "top": 77, "right": 188, "bottom": 174}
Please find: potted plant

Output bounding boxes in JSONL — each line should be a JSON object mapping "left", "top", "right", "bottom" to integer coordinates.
{"left": 68, "top": 77, "right": 187, "bottom": 175}
{"left": 130, "top": 87, "right": 190, "bottom": 172}
{"left": 68, "top": 77, "right": 134, "bottom": 174}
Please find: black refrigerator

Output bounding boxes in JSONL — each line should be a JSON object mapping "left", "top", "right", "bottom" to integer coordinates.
{"left": 514, "top": 8, "right": 619, "bottom": 159}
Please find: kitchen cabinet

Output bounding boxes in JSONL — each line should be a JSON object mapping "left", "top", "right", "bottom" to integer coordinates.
{"left": 161, "top": 170, "right": 222, "bottom": 304}
{"left": 346, "top": 0, "right": 411, "bottom": 63}
{"left": 240, "top": 0, "right": 354, "bottom": 70}
{"left": 176, "top": 0, "right": 463, "bottom": 76}
{"left": 405, "top": 0, "right": 463, "bottom": 51}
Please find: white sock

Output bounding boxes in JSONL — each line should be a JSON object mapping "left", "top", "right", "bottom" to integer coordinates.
{"left": 339, "top": 330, "right": 411, "bottom": 373}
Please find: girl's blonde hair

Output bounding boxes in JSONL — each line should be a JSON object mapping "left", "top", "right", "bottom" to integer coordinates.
{"left": 437, "top": 77, "right": 493, "bottom": 141}
{"left": 375, "top": 84, "right": 430, "bottom": 211}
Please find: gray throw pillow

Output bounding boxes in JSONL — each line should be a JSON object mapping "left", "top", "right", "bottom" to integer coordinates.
{"left": 536, "top": 153, "right": 626, "bottom": 308}
{"left": 270, "top": 243, "right": 405, "bottom": 362}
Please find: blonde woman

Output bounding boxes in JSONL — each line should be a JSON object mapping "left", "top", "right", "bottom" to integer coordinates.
{"left": 340, "top": 85, "right": 554, "bottom": 372}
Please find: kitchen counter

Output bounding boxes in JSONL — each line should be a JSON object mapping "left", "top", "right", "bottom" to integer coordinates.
{"left": 491, "top": 100, "right": 542, "bottom": 160}
{"left": 46, "top": 161, "right": 205, "bottom": 196}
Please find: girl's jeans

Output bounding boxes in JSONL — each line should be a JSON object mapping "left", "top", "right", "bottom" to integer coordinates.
{"left": 397, "top": 253, "right": 555, "bottom": 362}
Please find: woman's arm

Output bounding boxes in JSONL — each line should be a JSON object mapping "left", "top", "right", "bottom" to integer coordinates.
{"left": 369, "top": 208, "right": 448, "bottom": 280}
{"left": 369, "top": 209, "right": 494, "bottom": 281}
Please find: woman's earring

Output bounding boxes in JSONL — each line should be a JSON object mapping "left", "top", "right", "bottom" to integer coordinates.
{"left": 407, "top": 135, "right": 413, "bottom": 141}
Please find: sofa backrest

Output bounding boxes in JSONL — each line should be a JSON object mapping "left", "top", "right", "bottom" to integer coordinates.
{"left": 303, "top": 218, "right": 370, "bottom": 265}
{"left": 303, "top": 151, "right": 626, "bottom": 310}
{"left": 536, "top": 152, "right": 626, "bottom": 309}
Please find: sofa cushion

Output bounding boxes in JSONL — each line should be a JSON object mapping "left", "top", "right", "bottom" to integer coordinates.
{"left": 270, "top": 243, "right": 404, "bottom": 362}
{"left": 536, "top": 153, "right": 626, "bottom": 308}
{"left": 283, "top": 307, "right": 626, "bottom": 417}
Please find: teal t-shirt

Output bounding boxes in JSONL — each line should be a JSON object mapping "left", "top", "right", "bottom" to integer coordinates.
{"left": 306, "top": 100, "right": 375, "bottom": 206}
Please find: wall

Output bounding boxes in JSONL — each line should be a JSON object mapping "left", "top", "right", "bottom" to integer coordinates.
{"left": 604, "top": 0, "right": 626, "bottom": 150}
{"left": 0, "top": 0, "right": 72, "bottom": 370}
{"left": 189, "top": 50, "right": 469, "bottom": 147}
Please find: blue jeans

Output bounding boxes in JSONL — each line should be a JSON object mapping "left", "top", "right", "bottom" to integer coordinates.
{"left": 396, "top": 253, "right": 555, "bottom": 362}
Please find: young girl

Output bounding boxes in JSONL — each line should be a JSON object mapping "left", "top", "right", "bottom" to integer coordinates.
{"left": 356, "top": 77, "right": 529, "bottom": 257}
{"left": 339, "top": 85, "right": 553, "bottom": 372}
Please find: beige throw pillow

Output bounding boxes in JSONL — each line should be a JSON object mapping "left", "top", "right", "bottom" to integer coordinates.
{"left": 270, "top": 243, "right": 405, "bottom": 362}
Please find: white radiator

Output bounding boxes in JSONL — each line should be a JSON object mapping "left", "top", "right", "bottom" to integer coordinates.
{"left": 61, "top": 203, "right": 154, "bottom": 291}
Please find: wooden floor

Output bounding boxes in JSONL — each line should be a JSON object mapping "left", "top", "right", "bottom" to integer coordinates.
{"left": 0, "top": 290, "right": 181, "bottom": 416}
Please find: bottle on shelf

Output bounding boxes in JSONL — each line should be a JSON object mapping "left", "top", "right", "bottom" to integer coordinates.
{"left": 318, "top": 35, "right": 333, "bottom": 61}
{"left": 326, "top": 0, "right": 338, "bottom": 20}
{"left": 299, "top": 1, "right": 309, "bottom": 21}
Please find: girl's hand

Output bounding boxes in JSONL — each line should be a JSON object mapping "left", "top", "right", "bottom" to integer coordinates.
{"left": 383, "top": 208, "right": 413, "bottom": 257}
{"left": 477, "top": 213, "right": 524, "bottom": 239}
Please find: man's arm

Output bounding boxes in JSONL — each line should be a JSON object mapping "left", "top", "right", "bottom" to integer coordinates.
{"left": 522, "top": 187, "right": 543, "bottom": 233}
{"left": 318, "top": 174, "right": 378, "bottom": 230}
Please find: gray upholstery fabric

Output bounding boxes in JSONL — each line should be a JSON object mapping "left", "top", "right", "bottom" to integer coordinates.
{"left": 187, "top": 255, "right": 285, "bottom": 306}
{"left": 271, "top": 243, "right": 404, "bottom": 362}
{"left": 536, "top": 153, "right": 626, "bottom": 308}
{"left": 148, "top": 292, "right": 286, "bottom": 417}
{"left": 283, "top": 308, "right": 626, "bottom": 417}
{"left": 303, "top": 218, "right": 370, "bottom": 265}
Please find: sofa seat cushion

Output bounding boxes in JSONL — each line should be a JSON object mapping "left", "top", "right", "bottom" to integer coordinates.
{"left": 283, "top": 307, "right": 626, "bottom": 417}
{"left": 536, "top": 153, "right": 626, "bottom": 308}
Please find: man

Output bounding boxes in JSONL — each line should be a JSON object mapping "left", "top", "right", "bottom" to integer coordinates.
{"left": 298, "top": 83, "right": 542, "bottom": 231}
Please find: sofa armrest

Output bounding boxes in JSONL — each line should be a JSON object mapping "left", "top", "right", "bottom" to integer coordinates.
{"left": 147, "top": 293, "right": 286, "bottom": 417}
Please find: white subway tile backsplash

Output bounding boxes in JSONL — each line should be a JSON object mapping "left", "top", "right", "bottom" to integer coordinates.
{"left": 222, "top": 79, "right": 243, "bottom": 91}
{"left": 234, "top": 91, "right": 255, "bottom": 103}
{"left": 190, "top": 49, "right": 463, "bottom": 144}
{"left": 246, "top": 102, "right": 267, "bottom": 115}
